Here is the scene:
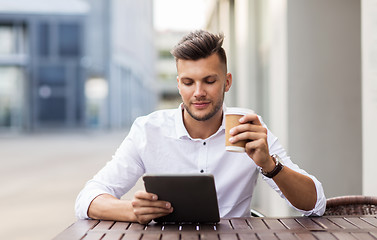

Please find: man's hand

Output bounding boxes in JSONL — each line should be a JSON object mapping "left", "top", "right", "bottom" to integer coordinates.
{"left": 131, "top": 190, "right": 173, "bottom": 224}
{"left": 228, "top": 113, "right": 275, "bottom": 171}
{"left": 87, "top": 192, "right": 173, "bottom": 224}
{"left": 229, "top": 113, "right": 317, "bottom": 211}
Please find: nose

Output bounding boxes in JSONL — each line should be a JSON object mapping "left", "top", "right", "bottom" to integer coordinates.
{"left": 194, "top": 82, "right": 206, "bottom": 99}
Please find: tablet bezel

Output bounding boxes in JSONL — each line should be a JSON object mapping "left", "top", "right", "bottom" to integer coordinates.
{"left": 142, "top": 173, "right": 220, "bottom": 223}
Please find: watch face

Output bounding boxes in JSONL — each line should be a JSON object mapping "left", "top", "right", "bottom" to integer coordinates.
{"left": 272, "top": 154, "right": 284, "bottom": 165}
{"left": 261, "top": 154, "right": 284, "bottom": 178}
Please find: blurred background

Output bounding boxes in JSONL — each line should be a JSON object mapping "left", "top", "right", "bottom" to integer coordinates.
{"left": 0, "top": 0, "right": 376, "bottom": 239}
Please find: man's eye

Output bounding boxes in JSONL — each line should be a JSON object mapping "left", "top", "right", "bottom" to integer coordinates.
{"left": 206, "top": 79, "right": 216, "bottom": 84}
{"left": 182, "top": 81, "right": 193, "bottom": 86}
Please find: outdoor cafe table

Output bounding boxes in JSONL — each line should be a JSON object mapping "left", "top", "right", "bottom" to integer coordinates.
{"left": 53, "top": 215, "right": 377, "bottom": 240}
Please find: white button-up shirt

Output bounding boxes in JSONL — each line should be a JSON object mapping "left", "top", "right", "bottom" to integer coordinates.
{"left": 75, "top": 104, "right": 326, "bottom": 219}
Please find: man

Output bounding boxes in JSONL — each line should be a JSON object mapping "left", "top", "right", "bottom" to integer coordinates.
{"left": 75, "top": 30, "right": 326, "bottom": 224}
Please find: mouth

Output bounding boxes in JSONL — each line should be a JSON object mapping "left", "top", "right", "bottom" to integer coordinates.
{"left": 192, "top": 101, "right": 210, "bottom": 109}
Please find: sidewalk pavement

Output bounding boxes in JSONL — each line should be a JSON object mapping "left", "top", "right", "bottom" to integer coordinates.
{"left": 0, "top": 130, "right": 144, "bottom": 240}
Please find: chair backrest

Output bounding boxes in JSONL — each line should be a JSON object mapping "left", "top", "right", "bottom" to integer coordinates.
{"left": 250, "top": 209, "right": 265, "bottom": 217}
{"left": 324, "top": 195, "right": 377, "bottom": 216}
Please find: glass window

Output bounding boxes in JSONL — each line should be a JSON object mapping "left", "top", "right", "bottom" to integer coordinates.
{"left": 0, "top": 67, "right": 24, "bottom": 127}
{"left": 38, "top": 22, "right": 50, "bottom": 57}
{"left": 0, "top": 24, "right": 15, "bottom": 55}
{"left": 38, "top": 65, "right": 65, "bottom": 86}
{"left": 0, "top": 23, "right": 27, "bottom": 56}
{"left": 38, "top": 97, "right": 66, "bottom": 122}
{"left": 58, "top": 23, "right": 80, "bottom": 57}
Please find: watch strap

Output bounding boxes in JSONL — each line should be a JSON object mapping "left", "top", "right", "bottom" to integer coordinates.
{"left": 261, "top": 154, "right": 284, "bottom": 178}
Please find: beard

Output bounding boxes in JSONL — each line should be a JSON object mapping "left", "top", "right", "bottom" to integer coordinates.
{"left": 182, "top": 89, "right": 225, "bottom": 122}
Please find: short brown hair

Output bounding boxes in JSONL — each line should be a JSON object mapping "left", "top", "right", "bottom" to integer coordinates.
{"left": 171, "top": 30, "right": 227, "bottom": 70}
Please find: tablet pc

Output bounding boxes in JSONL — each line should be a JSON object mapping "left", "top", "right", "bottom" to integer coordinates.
{"left": 142, "top": 174, "right": 220, "bottom": 223}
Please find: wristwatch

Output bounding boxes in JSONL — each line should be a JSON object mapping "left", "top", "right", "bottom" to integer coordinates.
{"left": 261, "top": 154, "right": 284, "bottom": 178}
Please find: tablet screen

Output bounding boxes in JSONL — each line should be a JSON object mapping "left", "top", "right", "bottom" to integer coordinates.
{"left": 142, "top": 174, "right": 220, "bottom": 223}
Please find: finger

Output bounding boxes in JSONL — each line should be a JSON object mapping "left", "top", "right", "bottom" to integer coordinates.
{"left": 136, "top": 210, "right": 173, "bottom": 224}
{"left": 132, "top": 198, "right": 172, "bottom": 210}
{"left": 134, "top": 206, "right": 174, "bottom": 224}
{"left": 239, "top": 113, "right": 261, "bottom": 125}
{"left": 133, "top": 205, "right": 174, "bottom": 216}
{"left": 134, "top": 190, "right": 158, "bottom": 201}
{"left": 229, "top": 131, "right": 266, "bottom": 144}
{"left": 245, "top": 138, "right": 269, "bottom": 150}
{"left": 229, "top": 124, "right": 266, "bottom": 136}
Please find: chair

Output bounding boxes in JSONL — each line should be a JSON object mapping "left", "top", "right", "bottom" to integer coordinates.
{"left": 250, "top": 209, "right": 265, "bottom": 217}
{"left": 324, "top": 195, "right": 377, "bottom": 216}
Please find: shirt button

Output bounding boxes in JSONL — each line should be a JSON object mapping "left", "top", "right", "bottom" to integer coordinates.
{"left": 200, "top": 169, "right": 204, "bottom": 173}
{"left": 203, "top": 142, "right": 206, "bottom": 146}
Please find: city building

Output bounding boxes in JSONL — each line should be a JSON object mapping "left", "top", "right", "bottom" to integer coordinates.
{"left": 0, "top": 0, "right": 157, "bottom": 131}
{"left": 102, "top": 0, "right": 157, "bottom": 129}
{"left": 0, "top": 0, "right": 89, "bottom": 131}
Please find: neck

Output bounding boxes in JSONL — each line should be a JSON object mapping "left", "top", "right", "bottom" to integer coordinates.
{"left": 182, "top": 108, "right": 223, "bottom": 139}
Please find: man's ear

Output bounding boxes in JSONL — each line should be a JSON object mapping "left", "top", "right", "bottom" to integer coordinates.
{"left": 225, "top": 73, "right": 232, "bottom": 92}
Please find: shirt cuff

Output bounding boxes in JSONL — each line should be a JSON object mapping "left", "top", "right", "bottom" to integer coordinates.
{"left": 75, "top": 189, "right": 111, "bottom": 219}
{"left": 298, "top": 176, "right": 327, "bottom": 216}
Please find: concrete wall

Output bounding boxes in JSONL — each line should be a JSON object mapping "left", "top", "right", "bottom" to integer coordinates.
{"left": 287, "top": 0, "right": 362, "bottom": 198}
{"left": 362, "top": 0, "right": 377, "bottom": 196}
{"left": 206, "top": 0, "right": 364, "bottom": 216}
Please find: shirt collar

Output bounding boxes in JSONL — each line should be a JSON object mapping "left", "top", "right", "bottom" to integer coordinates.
{"left": 174, "top": 103, "right": 188, "bottom": 139}
{"left": 174, "top": 103, "right": 226, "bottom": 140}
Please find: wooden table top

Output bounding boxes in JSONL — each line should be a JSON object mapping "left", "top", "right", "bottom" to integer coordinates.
{"left": 53, "top": 215, "right": 377, "bottom": 240}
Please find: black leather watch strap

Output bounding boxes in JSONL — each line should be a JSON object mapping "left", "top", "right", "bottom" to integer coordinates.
{"left": 261, "top": 154, "right": 284, "bottom": 178}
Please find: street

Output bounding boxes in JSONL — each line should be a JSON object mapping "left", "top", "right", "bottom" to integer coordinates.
{"left": 0, "top": 130, "right": 144, "bottom": 240}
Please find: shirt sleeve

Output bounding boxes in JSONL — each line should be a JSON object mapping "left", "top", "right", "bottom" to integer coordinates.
{"left": 74, "top": 119, "right": 146, "bottom": 219}
{"left": 260, "top": 119, "right": 327, "bottom": 216}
